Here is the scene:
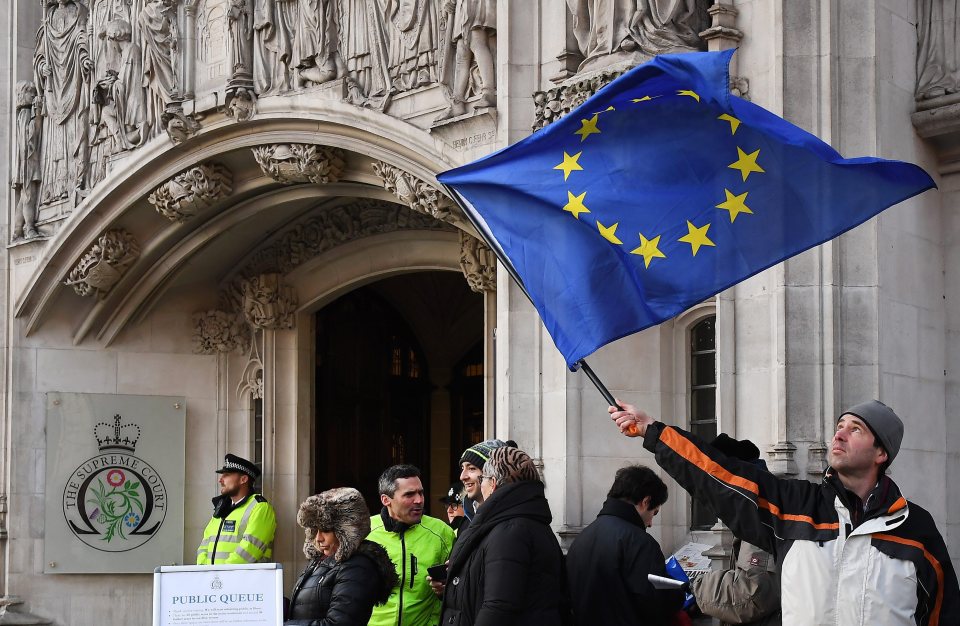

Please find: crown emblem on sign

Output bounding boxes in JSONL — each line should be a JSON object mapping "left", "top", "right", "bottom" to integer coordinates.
{"left": 94, "top": 414, "right": 141, "bottom": 453}
{"left": 211, "top": 575, "right": 223, "bottom": 590}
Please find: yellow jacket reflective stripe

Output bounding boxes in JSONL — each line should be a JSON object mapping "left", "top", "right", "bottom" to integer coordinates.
{"left": 196, "top": 494, "right": 277, "bottom": 565}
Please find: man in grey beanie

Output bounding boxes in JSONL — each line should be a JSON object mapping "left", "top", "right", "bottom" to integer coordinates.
{"left": 611, "top": 399, "right": 959, "bottom": 626}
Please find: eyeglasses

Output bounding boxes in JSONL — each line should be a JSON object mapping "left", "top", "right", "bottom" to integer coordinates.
{"left": 480, "top": 475, "right": 494, "bottom": 483}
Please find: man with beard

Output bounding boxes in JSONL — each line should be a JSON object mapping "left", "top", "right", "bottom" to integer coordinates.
{"left": 197, "top": 454, "right": 277, "bottom": 565}
{"left": 367, "top": 464, "right": 455, "bottom": 626}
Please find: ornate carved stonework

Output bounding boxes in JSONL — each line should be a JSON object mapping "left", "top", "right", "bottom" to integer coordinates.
{"left": 459, "top": 230, "right": 496, "bottom": 293}
{"left": 65, "top": 229, "right": 141, "bottom": 298}
{"left": 241, "top": 273, "right": 298, "bottom": 330}
{"left": 533, "top": 66, "right": 627, "bottom": 131}
{"left": 917, "top": 0, "right": 960, "bottom": 101}
{"left": 220, "top": 200, "right": 454, "bottom": 314}
{"left": 147, "top": 162, "right": 234, "bottom": 222}
{"left": 192, "top": 309, "right": 250, "bottom": 354}
{"left": 161, "top": 105, "right": 203, "bottom": 144}
{"left": 373, "top": 161, "right": 457, "bottom": 224}
{"left": 225, "top": 86, "right": 257, "bottom": 121}
{"left": 252, "top": 144, "right": 346, "bottom": 184}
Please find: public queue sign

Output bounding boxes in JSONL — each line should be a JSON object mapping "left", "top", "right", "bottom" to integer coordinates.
{"left": 153, "top": 563, "right": 283, "bottom": 625}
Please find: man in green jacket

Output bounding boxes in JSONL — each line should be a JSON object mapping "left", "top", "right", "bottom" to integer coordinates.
{"left": 196, "top": 453, "right": 277, "bottom": 565}
{"left": 367, "top": 464, "right": 455, "bottom": 626}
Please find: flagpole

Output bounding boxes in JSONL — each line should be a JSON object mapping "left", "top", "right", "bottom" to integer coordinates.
{"left": 441, "top": 183, "right": 625, "bottom": 414}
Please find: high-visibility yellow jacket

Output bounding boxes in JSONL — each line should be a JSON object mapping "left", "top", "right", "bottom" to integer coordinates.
{"left": 196, "top": 493, "right": 277, "bottom": 565}
{"left": 367, "top": 511, "right": 455, "bottom": 626}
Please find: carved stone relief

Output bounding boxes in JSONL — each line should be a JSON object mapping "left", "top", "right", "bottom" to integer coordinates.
{"left": 17, "top": 0, "right": 497, "bottom": 227}
{"left": 147, "top": 162, "right": 234, "bottom": 222}
{"left": 65, "top": 229, "right": 141, "bottom": 298}
{"left": 241, "top": 272, "right": 298, "bottom": 329}
{"left": 251, "top": 144, "right": 345, "bottom": 184}
{"left": 436, "top": 0, "right": 497, "bottom": 121}
{"left": 192, "top": 309, "right": 250, "bottom": 353}
{"left": 372, "top": 161, "right": 457, "bottom": 224}
{"left": 566, "top": 0, "right": 710, "bottom": 73}
{"left": 533, "top": 67, "right": 626, "bottom": 131}
{"left": 917, "top": 1, "right": 960, "bottom": 101}
{"left": 459, "top": 230, "right": 496, "bottom": 292}
{"left": 12, "top": 81, "right": 42, "bottom": 241}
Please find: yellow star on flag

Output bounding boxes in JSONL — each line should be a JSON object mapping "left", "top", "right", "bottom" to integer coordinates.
{"left": 718, "top": 113, "right": 740, "bottom": 135}
{"left": 594, "top": 105, "right": 616, "bottom": 114}
{"left": 678, "top": 89, "right": 700, "bottom": 102}
{"left": 630, "top": 233, "right": 666, "bottom": 268}
{"left": 716, "top": 189, "right": 753, "bottom": 222}
{"left": 678, "top": 221, "right": 716, "bottom": 256}
{"left": 597, "top": 221, "right": 622, "bottom": 245}
{"left": 575, "top": 114, "right": 601, "bottom": 142}
{"left": 632, "top": 96, "right": 654, "bottom": 103}
{"left": 728, "top": 147, "right": 765, "bottom": 181}
{"left": 563, "top": 191, "right": 590, "bottom": 219}
{"left": 554, "top": 151, "right": 583, "bottom": 181}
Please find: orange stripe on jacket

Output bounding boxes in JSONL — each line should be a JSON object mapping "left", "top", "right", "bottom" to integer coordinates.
{"left": 887, "top": 497, "right": 907, "bottom": 515}
{"left": 660, "top": 426, "right": 839, "bottom": 531}
{"left": 873, "top": 533, "right": 944, "bottom": 626}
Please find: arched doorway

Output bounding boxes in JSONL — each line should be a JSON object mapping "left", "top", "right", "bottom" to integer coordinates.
{"left": 313, "top": 271, "right": 484, "bottom": 516}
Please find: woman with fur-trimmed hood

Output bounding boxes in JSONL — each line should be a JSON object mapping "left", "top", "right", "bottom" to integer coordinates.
{"left": 285, "top": 487, "right": 398, "bottom": 625}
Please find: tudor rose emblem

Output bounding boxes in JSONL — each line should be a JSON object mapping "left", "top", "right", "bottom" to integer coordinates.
{"left": 62, "top": 414, "right": 167, "bottom": 552}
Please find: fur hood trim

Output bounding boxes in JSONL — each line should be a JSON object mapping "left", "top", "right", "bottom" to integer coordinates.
{"left": 356, "top": 540, "right": 399, "bottom": 605}
{"left": 297, "top": 487, "right": 371, "bottom": 562}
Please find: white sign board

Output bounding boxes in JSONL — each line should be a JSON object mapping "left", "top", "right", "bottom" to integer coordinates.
{"left": 153, "top": 564, "right": 283, "bottom": 626}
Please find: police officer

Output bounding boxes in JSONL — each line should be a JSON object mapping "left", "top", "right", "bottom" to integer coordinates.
{"left": 196, "top": 454, "right": 277, "bottom": 565}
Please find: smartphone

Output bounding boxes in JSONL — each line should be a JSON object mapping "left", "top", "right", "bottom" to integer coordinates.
{"left": 427, "top": 563, "right": 448, "bottom": 581}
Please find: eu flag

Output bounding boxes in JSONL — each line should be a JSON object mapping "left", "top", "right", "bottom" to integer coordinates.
{"left": 438, "top": 50, "right": 935, "bottom": 370}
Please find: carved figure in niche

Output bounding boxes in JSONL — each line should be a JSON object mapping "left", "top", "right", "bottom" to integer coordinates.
{"left": 437, "top": 0, "right": 495, "bottom": 120}
{"left": 12, "top": 82, "right": 42, "bottom": 240}
{"left": 34, "top": 0, "right": 93, "bottom": 207}
{"left": 139, "top": 0, "right": 180, "bottom": 136}
{"left": 89, "top": 19, "right": 146, "bottom": 186}
{"left": 566, "top": 0, "right": 706, "bottom": 72}
{"left": 228, "top": 0, "right": 254, "bottom": 77}
{"left": 917, "top": 0, "right": 960, "bottom": 100}
{"left": 253, "top": 0, "right": 297, "bottom": 93}
{"left": 295, "top": 0, "right": 345, "bottom": 86}
{"left": 459, "top": 231, "right": 496, "bottom": 292}
{"left": 384, "top": 0, "right": 440, "bottom": 91}
{"left": 338, "top": 0, "right": 390, "bottom": 104}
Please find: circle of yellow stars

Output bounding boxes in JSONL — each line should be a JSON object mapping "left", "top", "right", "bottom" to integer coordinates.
{"left": 556, "top": 92, "right": 764, "bottom": 269}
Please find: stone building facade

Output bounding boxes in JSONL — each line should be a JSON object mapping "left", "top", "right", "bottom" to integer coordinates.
{"left": 0, "top": 0, "right": 956, "bottom": 623}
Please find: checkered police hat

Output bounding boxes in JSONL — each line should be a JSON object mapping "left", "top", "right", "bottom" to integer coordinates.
{"left": 215, "top": 453, "right": 261, "bottom": 481}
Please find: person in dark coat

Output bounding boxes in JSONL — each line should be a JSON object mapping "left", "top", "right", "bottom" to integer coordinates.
{"left": 285, "top": 487, "right": 398, "bottom": 626}
{"left": 440, "top": 446, "right": 564, "bottom": 626}
{"left": 566, "top": 464, "right": 684, "bottom": 626}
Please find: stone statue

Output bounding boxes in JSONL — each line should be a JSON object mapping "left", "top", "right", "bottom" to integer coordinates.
{"left": 566, "top": 0, "right": 707, "bottom": 72}
{"left": 917, "top": 0, "right": 960, "bottom": 100}
{"left": 139, "top": 0, "right": 180, "bottom": 136}
{"left": 34, "top": 0, "right": 93, "bottom": 207}
{"left": 437, "top": 0, "right": 495, "bottom": 120}
{"left": 253, "top": 0, "right": 297, "bottom": 93}
{"left": 384, "top": 0, "right": 440, "bottom": 91}
{"left": 228, "top": 0, "right": 254, "bottom": 77}
{"left": 339, "top": 0, "right": 391, "bottom": 104}
{"left": 89, "top": 19, "right": 146, "bottom": 186}
{"left": 12, "top": 82, "right": 42, "bottom": 240}
{"left": 295, "top": 0, "right": 345, "bottom": 86}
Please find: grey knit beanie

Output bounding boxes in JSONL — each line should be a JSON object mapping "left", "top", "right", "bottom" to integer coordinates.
{"left": 841, "top": 400, "right": 904, "bottom": 462}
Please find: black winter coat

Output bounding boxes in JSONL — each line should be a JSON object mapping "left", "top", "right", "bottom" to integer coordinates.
{"left": 285, "top": 540, "right": 396, "bottom": 626}
{"left": 565, "top": 498, "right": 684, "bottom": 626}
{"left": 440, "top": 480, "right": 564, "bottom": 626}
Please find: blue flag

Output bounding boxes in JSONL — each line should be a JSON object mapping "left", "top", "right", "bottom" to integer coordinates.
{"left": 438, "top": 50, "right": 935, "bottom": 370}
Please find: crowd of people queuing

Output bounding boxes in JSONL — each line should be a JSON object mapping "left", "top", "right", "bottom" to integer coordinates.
{"left": 197, "top": 398, "right": 959, "bottom": 626}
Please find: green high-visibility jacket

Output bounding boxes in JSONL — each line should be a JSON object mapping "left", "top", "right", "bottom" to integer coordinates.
{"left": 367, "top": 512, "right": 455, "bottom": 626}
{"left": 196, "top": 493, "right": 277, "bottom": 565}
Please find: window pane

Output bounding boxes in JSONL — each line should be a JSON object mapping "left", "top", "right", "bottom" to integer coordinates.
{"left": 691, "top": 418, "right": 717, "bottom": 442}
{"left": 691, "top": 388, "right": 716, "bottom": 422}
{"left": 691, "top": 353, "right": 716, "bottom": 387}
{"left": 691, "top": 318, "right": 716, "bottom": 351}
{"left": 691, "top": 499, "right": 717, "bottom": 530}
